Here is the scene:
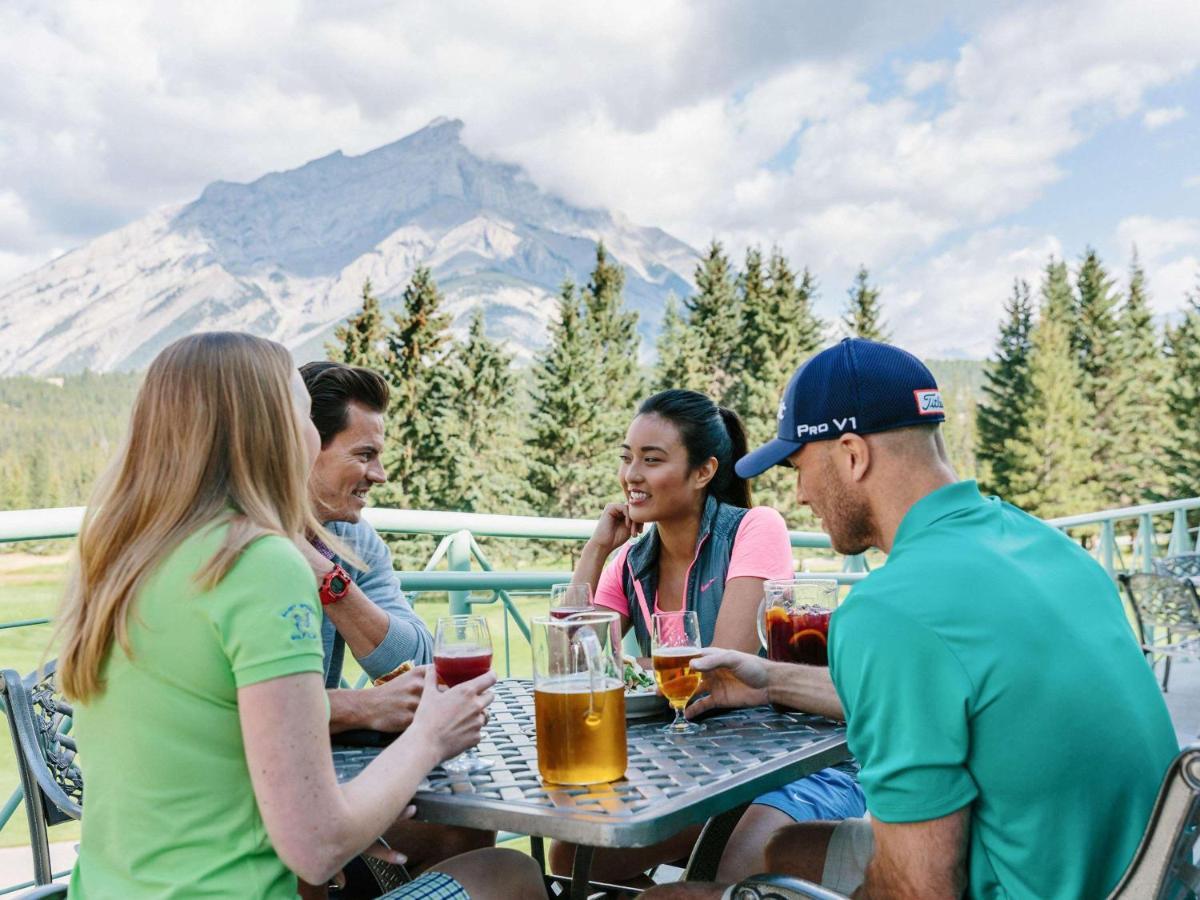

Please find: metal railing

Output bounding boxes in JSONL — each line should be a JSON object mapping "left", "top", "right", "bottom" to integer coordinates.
{"left": 1045, "top": 498, "right": 1200, "bottom": 577}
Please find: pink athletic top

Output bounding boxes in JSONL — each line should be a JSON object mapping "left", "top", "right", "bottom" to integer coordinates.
{"left": 594, "top": 506, "right": 794, "bottom": 617}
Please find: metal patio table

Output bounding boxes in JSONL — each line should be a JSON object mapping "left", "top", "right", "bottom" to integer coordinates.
{"left": 333, "top": 679, "right": 849, "bottom": 899}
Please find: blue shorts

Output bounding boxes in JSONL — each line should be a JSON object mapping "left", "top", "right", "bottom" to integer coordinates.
{"left": 752, "top": 766, "right": 866, "bottom": 822}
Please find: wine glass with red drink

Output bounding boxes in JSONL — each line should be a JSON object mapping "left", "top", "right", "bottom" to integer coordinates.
{"left": 433, "top": 615, "right": 494, "bottom": 774}
{"left": 549, "top": 582, "right": 594, "bottom": 619}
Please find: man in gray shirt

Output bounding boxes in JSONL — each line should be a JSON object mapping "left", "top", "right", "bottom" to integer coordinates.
{"left": 296, "top": 361, "right": 491, "bottom": 889}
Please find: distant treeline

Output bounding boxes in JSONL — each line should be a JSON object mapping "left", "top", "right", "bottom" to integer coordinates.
{"left": 5, "top": 241, "right": 1196, "bottom": 562}
{"left": 0, "top": 372, "right": 141, "bottom": 512}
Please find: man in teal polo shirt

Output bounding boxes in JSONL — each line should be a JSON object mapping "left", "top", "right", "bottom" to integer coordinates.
{"left": 645, "top": 338, "right": 1177, "bottom": 900}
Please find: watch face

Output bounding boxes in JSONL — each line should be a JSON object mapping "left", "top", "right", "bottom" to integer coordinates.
{"left": 331, "top": 574, "right": 349, "bottom": 594}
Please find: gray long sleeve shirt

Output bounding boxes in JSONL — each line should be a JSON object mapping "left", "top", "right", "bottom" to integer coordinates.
{"left": 321, "top": 518, "right": 433, "bottom": 687}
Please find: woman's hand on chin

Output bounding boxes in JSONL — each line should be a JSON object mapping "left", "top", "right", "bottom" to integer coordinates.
{"left": 590, "top": 501, "right": 641, "bottom": 555}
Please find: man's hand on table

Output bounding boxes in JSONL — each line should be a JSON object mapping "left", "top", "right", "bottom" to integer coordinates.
{"left": 685, "top": 648, "right": 846, "bottom": 721}
{"left": 685, "top": 648, "right": 770, "bottom": 718}
{"left": 328, "top": 666, "right": 427, "bottom": 734}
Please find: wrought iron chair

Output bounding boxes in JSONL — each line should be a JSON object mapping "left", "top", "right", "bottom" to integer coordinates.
{"left": 725, "top": 744, "right": 1200, "bottom": 900}
{"left": 0, "top": 661, "right": 82, "bottom": 888}
{"left": 1155, "top": 554, "right": 1200, "bottom": 581}
{"left": 1119, "top": 573, "right": 1200, "bottom": 691}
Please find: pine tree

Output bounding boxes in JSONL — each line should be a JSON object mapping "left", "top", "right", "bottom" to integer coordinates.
{"left": 581, "top": 243, "right": 643, "bottom": 446}
{"left": 1111, "top": 250, "right": 1170, "bottom": 505}
{"left": 381, "top": 266, "right": 457, "bottom": 511}
{"left": 977, "top": 279, "right": 1035, "bottom": 498}
{"left": 731, "top": 249, "right": 825, "bottom": 445}
{"left": 682, "top": 241, "right": 742, "bottom": 403}
{"left": 440, "top": 309, "right": 525, "bottom": 513}
{"left": 1165, "top": 277, "right": 1200, "bottom": 502}
{"left": 526, "top": 281, "right": 615, "bottom": 519}
{"left": 842, "top": 266, "right": 890, "bottom": 341}
{"left": 329, "top": 279, "right": 392, "bottom": 371}
{"left": 654, "top": 295, "right": 703, "bottom": 390}
{"left": 1004, "top": 263, "right": 1100, "bottom": 518}
{"left": 1074, "top": 248, "right": 1126, "bottom": 503}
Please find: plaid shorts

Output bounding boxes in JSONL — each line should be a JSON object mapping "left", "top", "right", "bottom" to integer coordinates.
{"left": 379, "top": 871, "right": 468, "bottom": 900}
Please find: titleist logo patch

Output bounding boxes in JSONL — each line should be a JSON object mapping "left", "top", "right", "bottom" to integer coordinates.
{"left": 914, "top": 389, "right": 944, "bottom": 415}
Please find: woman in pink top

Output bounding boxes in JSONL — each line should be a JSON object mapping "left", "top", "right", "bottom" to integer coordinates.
{"left": 548, "top": 390, "right": 864, "bottom": 890}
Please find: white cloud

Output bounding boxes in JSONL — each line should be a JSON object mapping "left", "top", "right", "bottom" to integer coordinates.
{"left": 1185, "top": 175, "right": 1200, "bottom": 189}
{"left": 902, "top": 60, "right": 953, "bottom": 95}
{"left": 1115, "top": 215, "right": 1200, "bottom": 313}
{"left": 885, "top": 229, "right": 1063, "bottom": 358}
{"left": 0, "top": 0, "right": 1198, "bottom": 359}
{"left": 1143, "top": 106, "right": 1187, "bottom": 129}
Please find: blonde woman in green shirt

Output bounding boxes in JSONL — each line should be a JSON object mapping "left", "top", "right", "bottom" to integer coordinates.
{"left": 58, "top": 332, "right": 542, "bottom": 899}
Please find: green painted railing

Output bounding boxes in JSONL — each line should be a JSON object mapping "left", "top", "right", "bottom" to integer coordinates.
{"left": 1045, "top": 498, "right": 1200, "bottom": 577}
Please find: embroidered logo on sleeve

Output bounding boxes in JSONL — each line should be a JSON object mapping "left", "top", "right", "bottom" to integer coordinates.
{"left": 913, "top": 389, "right": 944, "bottom": 415}
{"left": 700, "top": 577, "right": 717, "bottom": 593}
{"left": 281, "top": 604, "right": 318, "bottom": 642}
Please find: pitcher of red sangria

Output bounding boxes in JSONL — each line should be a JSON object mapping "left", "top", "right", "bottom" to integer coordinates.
{"left": 757, "top": 579, "right": 839, "bottom": 666}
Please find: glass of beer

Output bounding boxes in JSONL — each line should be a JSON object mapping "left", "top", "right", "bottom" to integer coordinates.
{"left": 549, "top": 582, "right": 594, "bottom": 619}
{"left": 757, "top": 579, "right": 838, "bottom": 667}
{"left": 651, "top": 610, "right": 704, "bottom": 735}
{"left": 531, "top": 610, "right": 627, "bottom": 784}
{"left": 434, "top": 615, "right": 494, "bottom": 774}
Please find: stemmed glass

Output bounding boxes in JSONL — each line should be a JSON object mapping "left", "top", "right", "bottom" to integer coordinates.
{"left": 433, "top": 615, "right": 494, "bottom": 773}
{"left": 549, "top": 582, "right": 594, "bottom": 619}
{"left": 651, "top": 610, "right": 705, "bottom": 735}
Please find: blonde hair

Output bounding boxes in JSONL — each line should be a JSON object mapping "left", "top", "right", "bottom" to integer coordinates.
{"left": 57, "top": 332, "right": 327, "bottom": 701}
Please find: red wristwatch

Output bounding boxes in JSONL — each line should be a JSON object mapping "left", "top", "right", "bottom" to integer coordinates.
{"left": 318, "top": 564, "right": 352, "bottom": 607}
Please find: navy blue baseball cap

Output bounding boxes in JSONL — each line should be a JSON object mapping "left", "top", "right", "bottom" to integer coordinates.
{"left": 735, "top": 338, "right": 945, "bottom": 477}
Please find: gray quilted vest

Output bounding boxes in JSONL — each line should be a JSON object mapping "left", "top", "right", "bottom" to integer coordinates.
{"left": 621, "top": 494, "right": 750, "bottom": 655}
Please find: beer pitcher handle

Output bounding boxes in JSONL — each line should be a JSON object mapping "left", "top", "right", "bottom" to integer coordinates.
{"left": 571, "top": 626, "right": 606, "bottom": 720}
{"left": 756, "top": 597, "right": 767, "bottom": 651}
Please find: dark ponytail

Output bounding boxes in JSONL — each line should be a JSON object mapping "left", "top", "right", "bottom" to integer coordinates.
{"left": 637, "top": 389, "right": 753, "bottom": 508}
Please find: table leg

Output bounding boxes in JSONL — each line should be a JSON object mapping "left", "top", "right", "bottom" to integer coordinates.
{"left": 683, "top": 801, "right": 750, "bottom": 882}
{"left": 570, "top": 844, "right": 594, "bottom": 900}
{"left": 530, "top": 835, "right": 546, "bottom": 872}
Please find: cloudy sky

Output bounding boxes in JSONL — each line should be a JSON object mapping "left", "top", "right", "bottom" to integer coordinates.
{"left": 1, "top": 0, "right": 1198, "bottom": 358}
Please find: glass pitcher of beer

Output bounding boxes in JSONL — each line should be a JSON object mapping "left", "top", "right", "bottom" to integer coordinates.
{"left": 531, "top": 610, "right": 627, "bottom": 785}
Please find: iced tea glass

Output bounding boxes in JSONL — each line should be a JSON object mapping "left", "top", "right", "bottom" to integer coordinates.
{"left": 651, "top": 610, "right": 704, "bottom": 735}
{"left": 434, "top": 615, "right": 494, "bottom": 773}
{"left": 758, "top": 579, "right": 838, "bottom": 666}
{"left": 549, "top": 582, "right": 594, "bottom": 619}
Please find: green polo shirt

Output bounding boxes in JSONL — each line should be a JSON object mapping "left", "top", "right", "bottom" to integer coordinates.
{"left": 70, "top": 525, "right": 324, "bottom": 899}
{"left": 829, "top": 481, "right": 1177, "bottom": 900}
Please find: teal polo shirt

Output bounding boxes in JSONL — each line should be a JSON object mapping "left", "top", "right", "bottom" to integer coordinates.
{"left": 829, "top": 480, "right": 1177, "bottom": 899}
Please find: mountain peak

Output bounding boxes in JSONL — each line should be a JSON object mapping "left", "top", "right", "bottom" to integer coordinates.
{"left": 0, "top": 119, "right": 697, "bottom": 376}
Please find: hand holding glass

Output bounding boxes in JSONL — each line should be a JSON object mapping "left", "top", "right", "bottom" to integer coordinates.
{"left": 651, "top": 610, "right": 704, "bottom": 735}
{"left": 433, "top": 615, "right": 494, "bottom": 773}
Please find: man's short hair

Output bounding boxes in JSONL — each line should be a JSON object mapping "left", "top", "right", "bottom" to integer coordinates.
{"left": 299, "top": 361, "right": 389, "bottom": 446}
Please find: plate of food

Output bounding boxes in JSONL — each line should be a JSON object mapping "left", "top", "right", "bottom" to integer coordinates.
{"left": 623, "top": 656, "right": 669, "bottom": 718}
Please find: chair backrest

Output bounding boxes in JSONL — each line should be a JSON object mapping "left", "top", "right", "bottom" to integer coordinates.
{"left": 1109, "top": 744, "right": 1200, "bottom": 899}
{"left": 1155, "top": 555, "right": 1200, "bottom": 580}
{"left": 1119, "top": 574, "right": 1200, "bottom": 644}
{"left": 0, "top": 661, "right": 83, "bottom": 885}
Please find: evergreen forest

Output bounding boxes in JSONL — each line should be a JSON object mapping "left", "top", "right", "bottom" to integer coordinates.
{"left": 3, "top": 242, "right": 1199, "bottom": 563}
